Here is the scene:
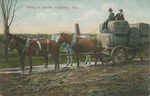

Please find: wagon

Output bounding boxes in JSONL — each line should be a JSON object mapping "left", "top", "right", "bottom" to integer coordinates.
{"left": 98, "top": 21, "right": 150, "bottom": 64}
{"left": 99, "top": 42, "right": 150, "bottom": 64}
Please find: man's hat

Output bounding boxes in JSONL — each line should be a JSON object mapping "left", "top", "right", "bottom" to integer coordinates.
{"left": 119, "top": 9, "right": 123, "bottom": 12}
{"left": 108, "top": 8, "right": 113, "bottom": 11}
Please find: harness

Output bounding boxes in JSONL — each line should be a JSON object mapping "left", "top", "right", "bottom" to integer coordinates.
{"left": 36, "top": 40, "right": 49, "bottom": 55}
{"left": 35, "top": 41, "right": 41, "bottom": 55}
{"left": 70, "top": 34, "right": 77, "bottom": 47}
{"left": 22, "top": 38, "right": 30, "bottom": 52}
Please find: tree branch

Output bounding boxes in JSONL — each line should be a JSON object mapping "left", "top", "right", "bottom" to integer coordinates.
{"left": 8, "top": 0, "right": 17, "bottom": 26}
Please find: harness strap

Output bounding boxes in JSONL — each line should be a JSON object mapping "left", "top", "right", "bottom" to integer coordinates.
{"left": 36, "top": 41, "right": 42, "bottom": 55}
{"left": 36, "top": 41, "right": 42, "bottom": 50}
{"left": 22, "top": 38, "right": 30, "bottom": 52}
{"left": 70, "top": 34, "right": 77, "bottom": 47}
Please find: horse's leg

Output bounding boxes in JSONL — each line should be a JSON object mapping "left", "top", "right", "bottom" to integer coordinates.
{"left": 28, "top": 56, "right": 33, "bottom": 73}
{"left": 93, "top": 51, "right": 98, "bottom": 67}
{"left": 22, "top": 55, "right": 25, "bottom": 72}
{"left": 76, "top": 52, "right": 80, "bottom": 68}
{"left": 69, "top": 49, "right": 73, "bottom": 66}
{"left": 18, "top": 50, "right": 25, "bottom": 73}
{"left": 43, "top": 55, "right": 48, "bottom": 68}
{"left": 88, "top": 53, "right": 91, "bottom": 64}
{"left": 55, "top": 52, "right": 59, "bottom": 70}
{"left": 66, "top": 49, "right": 70, "bottom": 66}
{"left": 99, "top": 51, "right": 103, "bottom": 65}
{"left": 51, "top": 54, "right": 57, "bottom": 70}
{"left": 19, "top": 53, "right": 25, "bottom": 73}
{"left": 57, "top": 57, "right": 60, "bottom": 70}
{"left": 84, "top": 53, "right": 88, "bottom": 64}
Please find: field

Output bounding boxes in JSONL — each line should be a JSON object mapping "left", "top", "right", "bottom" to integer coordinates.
{"left": 0, "top": 34, "right": 149, "bottom": 96}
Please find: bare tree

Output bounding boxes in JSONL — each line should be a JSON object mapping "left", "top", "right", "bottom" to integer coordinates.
{"left": 0, "top": 0, "right": 17, "bottom": 62}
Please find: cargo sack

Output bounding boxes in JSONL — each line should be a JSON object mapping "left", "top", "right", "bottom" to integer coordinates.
{"left": 128, "top": 27, "right": 140, "bottom": 47}
{"left": 107, "top": 20, "right": 129, "bottom": 35}
{"left": 97, "top": 33, "right": 127, "bottom": 47}
{"left": 130, "top": 23, "right": 150, "bottom": 36}
{"left": 139, "top": 36, "right": 150, "bottom": 45}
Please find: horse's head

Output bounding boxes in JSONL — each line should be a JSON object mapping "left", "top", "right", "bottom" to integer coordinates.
{"left": 58, "top": 33, "right": 73, "bottom": 45}
{"left": 7, "top": 34, "right": 17, "bottom": 52}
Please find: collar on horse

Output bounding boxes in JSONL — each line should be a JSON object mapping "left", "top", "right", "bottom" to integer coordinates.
{"left": 69, "top": 34, "right": 77, "bottom": 47}
{"left": 22, "top": 38, "right": 30, "bottom": 52}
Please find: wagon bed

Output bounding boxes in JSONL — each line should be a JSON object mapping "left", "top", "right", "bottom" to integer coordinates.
{"left": 100, "top": 42, "right": 150, "bottom": 64}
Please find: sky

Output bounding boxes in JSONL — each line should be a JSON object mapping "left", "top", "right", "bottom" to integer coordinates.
{"left": 0, "top": 0, "right": 150, "bottom": 34}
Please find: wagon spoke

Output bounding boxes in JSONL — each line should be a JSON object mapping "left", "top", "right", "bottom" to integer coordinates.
{"left": 111, "top": 46, "right": 127, "bottom": 65}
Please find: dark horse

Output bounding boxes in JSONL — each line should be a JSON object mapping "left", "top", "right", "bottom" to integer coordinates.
{"left": 57, "top": 33, "right": 103, "bottom": 67}
{"left": 7, "top": 34, "right": 59, "bottom": 73}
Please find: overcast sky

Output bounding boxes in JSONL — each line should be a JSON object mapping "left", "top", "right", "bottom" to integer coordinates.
{"left": 0, "top": 0, "right": 150, "bottom": 34}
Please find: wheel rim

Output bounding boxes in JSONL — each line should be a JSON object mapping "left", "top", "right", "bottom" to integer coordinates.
{"left": 140, "top": 42, "right": 150, "bottom": 61}
{"left": 111, "top": 46, "right": 128, "bottom": 64}
{"left": 100, "top": 52, "right": 111, "bottom": 63}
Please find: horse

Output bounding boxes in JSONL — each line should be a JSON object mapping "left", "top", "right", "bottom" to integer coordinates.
{"left": 57, "top": 33, "right": 103, "bottom": 68}
{"left": 51, "top": 34, "right": 91, "bottom": 66}
{"left": 7, "top": 33, "right": 59, "bottom": 73}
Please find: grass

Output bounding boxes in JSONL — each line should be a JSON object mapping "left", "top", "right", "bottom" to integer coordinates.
{"left": 0, "top": 49, "right": 96, "bottom": 69}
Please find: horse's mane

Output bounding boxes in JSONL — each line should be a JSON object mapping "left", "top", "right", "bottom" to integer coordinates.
{"left": 9, "top": 34, "right": 26, "bottom": 43}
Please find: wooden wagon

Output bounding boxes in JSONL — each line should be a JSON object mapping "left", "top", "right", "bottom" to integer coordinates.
{"left": 99, "top": 42, "right": 150, "bottom": 64}
{"left": 98, "top": 21, "right": 150, "bottom": 64}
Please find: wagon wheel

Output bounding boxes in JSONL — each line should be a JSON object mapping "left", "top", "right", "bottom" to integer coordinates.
{"left": 111, "top": 46, "right": 128, "bottom": 65}
{"left": 128, "top": 51, "right": 136, "bottom": 61}
{"left": 140, "top": 42, "right": 150, "bottom": 61}
{"left": 99, "top": 52, "right": 111, "bottom": 63}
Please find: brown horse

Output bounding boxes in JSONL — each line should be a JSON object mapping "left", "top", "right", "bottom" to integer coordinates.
{"left": 57, "top": 33, "right": 103, "bottom": 67}
{"left": 7, "top": 34, "right": 59, "bottom": 73}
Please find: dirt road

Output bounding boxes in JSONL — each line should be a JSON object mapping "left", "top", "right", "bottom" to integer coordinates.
{"left": 0, "top": 60, "right": 149, "bottom": 96}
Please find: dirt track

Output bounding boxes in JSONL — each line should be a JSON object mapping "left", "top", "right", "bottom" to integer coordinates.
{"left": 0, "top": 62, "right": 96, "bottom": 74}
{"left": 0, "top": 60, "right": 149, "bottom": 96}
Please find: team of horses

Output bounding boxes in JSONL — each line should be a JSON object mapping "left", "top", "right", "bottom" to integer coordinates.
{"left": 7, "top": 33, "right": 103, "bottom": 73}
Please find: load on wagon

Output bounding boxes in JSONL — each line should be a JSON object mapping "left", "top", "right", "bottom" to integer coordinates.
{"left": 98, "top": 20, "right": 150, "bottom": 64}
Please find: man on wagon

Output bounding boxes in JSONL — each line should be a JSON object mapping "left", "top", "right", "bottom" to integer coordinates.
{"left": 101, "top": 8, "right": 115, "bottom": 32}
{"left": 115, "top": 9, "right": 125, "bottom": 20}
